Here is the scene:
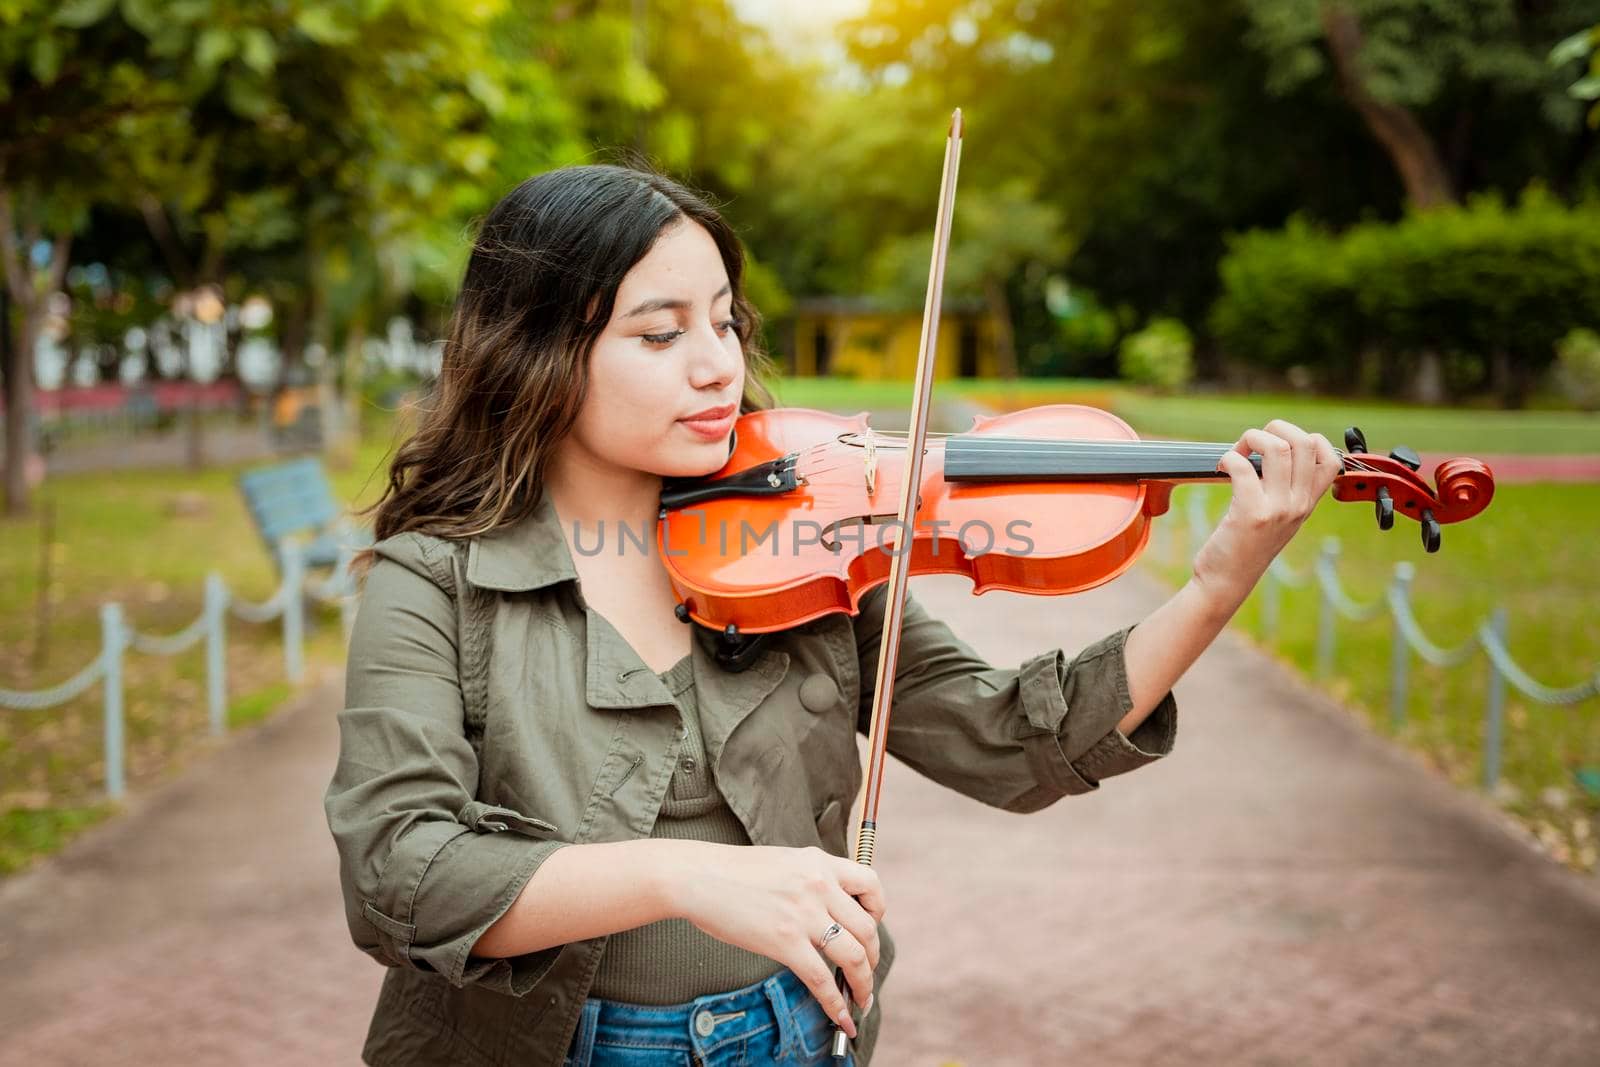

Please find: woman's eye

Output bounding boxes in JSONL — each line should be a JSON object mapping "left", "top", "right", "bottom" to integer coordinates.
{"left": 642, "top": 329, "right": 685, "bottom": 346}
{"left": 717, "top": 318, "right": 741, "bottom": 335}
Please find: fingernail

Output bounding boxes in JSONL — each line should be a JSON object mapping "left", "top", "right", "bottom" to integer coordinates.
{"left": 865, "top": 994, "right": 875, "bottom": 1013}
{"left": 836, "top": 1008, "right": 851, "bottom": 1027}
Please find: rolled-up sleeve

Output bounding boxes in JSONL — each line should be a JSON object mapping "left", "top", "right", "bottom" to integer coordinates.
{"left": 323, "top": 534, "right": 569, "bottom": 995}
{"left": 852, "top": 584, "right": 1177, "bottom": 813}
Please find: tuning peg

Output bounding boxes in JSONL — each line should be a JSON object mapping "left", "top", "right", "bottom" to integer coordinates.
{"left": 1389, "top": 444, "right": 1421, "bottom": 472}
{"left": 1374, "top": 486, "right": 1395, "bottom": 530}
{"left": 1343, "top": 427, "right": 1368, "bottom": 454}
{"left": 1420, "top": 508, "right": 1441, "bottom": 553}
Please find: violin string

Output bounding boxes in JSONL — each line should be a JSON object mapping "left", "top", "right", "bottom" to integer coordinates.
{"left": 808, "top": 432, "right": 1392, "bottom": 477}
{"left": 855, "top": 428, "right": 1394, "bottom": 455}
{"left": 927, "top": 444, "right": 1387, "bottom": 477}
{"left": 848, "top": 430, "right": 1390, "bottom": 463}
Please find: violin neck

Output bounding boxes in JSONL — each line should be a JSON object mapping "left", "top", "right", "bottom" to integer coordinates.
{"left": 943, "top": 436, "right": 1263, "bottom": 483}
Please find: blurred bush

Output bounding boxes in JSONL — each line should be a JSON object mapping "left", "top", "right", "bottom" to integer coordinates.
{"left": 1118, "top": 318, "right": 1195, "bottom": 393}
{"left": 1555, "top": 327, "right": 1600, "bottom": 410}
{"left": 1211, "top": 190, "right": 1600, "bottom": 406}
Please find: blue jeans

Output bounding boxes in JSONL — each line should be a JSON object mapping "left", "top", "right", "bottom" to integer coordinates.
{"left": 563, "top": 967, "right": 857, "bottom": 1067}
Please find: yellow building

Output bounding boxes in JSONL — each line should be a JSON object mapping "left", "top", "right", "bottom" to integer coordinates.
{"left": 784, "top": 297, "right": 1002, "bottom": 379}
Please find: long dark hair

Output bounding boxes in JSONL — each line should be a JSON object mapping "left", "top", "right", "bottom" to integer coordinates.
{"left": 358, "top": 164, "right": 777, "bottom": 563}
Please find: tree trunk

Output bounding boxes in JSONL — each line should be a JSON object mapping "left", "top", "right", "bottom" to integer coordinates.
{"left": 2, "top": 309, "right": 35, "bottom": 516}
{"left": 1411, "top": 349, "right": 1446, "bottom": 405}
{"left": 1487, "top": 348, "right": 1533, "bottom": 409}
{"left": 0, "top": 184, "right": 71, "bottom": 516}
{"left": 1320, "top": 4, "right": 1457, "bottom": 210}
{"left": 982, "top": 275, "right": 1019, "bottom": 382}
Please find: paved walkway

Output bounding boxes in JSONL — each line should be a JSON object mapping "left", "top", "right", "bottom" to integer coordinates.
{"left": 2, "top": 569, "right": 1598, "bottom": 1066}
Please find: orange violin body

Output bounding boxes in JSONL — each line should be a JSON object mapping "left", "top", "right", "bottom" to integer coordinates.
{"left": 656, "top": 403, "right": 1494, "bottom": 636}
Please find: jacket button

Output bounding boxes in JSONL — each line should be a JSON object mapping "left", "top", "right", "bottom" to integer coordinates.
{"left": 798, "top": 673, "right": 841, "bottom": 713}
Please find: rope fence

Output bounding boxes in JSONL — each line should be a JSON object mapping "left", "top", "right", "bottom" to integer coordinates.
{"left": 0, "top": 540, "right": 359, "bottom": 800}
{"left": 1152, "top": 487, "right": 1599, "bottom": 792}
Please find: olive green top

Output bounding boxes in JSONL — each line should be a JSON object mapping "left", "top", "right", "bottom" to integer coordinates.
{"left": 588, "top": 651, "right": 784, "bottom": 1003}
{"left": 323, "top": 491, "right": 1178, "bottom": 1067}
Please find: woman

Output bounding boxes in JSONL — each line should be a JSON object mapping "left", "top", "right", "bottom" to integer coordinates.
{"left": 323, "top": 163, "right": 1339, "bottom": 1067}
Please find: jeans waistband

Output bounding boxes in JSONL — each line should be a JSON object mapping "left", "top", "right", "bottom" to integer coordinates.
{"left": 565, "top": 967, "right": 847, "bottom": 1066}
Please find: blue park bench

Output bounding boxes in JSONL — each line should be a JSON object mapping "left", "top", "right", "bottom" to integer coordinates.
{"left": 237, "top": 456, "right": 371, "bottom": 575}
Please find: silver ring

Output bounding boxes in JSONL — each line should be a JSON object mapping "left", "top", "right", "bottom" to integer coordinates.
{"left": 817, "top": 921, "right": 843, "bottom": 950}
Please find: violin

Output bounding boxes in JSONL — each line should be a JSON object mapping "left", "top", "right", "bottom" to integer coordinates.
{"left": 657, "top": 405, "right": 1495, "bottom": 638}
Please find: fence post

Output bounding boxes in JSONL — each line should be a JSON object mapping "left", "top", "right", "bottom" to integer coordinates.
{"left": 205, "top": 572, "right": 228, "bottom": 737}
{"left": 283, "top": 542, "right": 305, "bottom": 683}
{"left": 1262, "top": 568, "right": 1281, "bottom": 637}
{"left": 1389, "top": 562, "right": 1414, "bottom": 730}
{"left": 1316, "top": 538, "right": 1340, "bottom": 677}
{"left": 1483, "top": 607, "right": 1509, "bottom": 791}
{"left": 100, "top": 603, "right": 126, "bottom": 801}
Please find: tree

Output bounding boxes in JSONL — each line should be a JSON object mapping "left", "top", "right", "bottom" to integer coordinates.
{"left": 0, "top": 0, "right": 191, "bottom": 514}
{"left": 1242, "top": 0, "right": 1600, "bottom": 208}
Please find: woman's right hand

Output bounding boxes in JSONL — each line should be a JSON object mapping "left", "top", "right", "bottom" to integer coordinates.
{"left": 665, "top": 842, "right": 886, "bottom": 1039}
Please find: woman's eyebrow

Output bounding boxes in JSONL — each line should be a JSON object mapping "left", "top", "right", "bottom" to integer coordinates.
{"left": 620, "top": 283, "right": 731, "bottom": 319}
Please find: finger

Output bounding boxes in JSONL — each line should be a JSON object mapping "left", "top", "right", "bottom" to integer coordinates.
{"left": 1310, "top": 432, "right": 1341, "bottom": 492}
{"left": 827, "top": 885, "right": 882, "bottom": 972}
{"left": 1239, "top": 428, "right": 1292, "bottom": 510}
{"left": 834, "top": 859, "right": 886, "bottom": 922}
{"left": 791, "top": 955, "right": 857, "bottom": 1039}
{"left": 1217, "top": 448, "right": 1266, "bottom": 513}
{"left": 1265, "top": 419, "right": 1314, "bottom": 511}
{"left": 817, "top": 921, "right": 874, "bottom": 1013}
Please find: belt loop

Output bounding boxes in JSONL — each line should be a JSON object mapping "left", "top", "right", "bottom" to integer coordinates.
{"left": 763, "top": 970, "right": 802, "bottom": 1061}
{"left": 565, "top": 998, "right": 600, "bottom": 1067}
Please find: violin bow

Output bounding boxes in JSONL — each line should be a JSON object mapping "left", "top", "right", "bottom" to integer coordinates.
{"left": 830, "top": 107, "right": 964, "bottom": 1062}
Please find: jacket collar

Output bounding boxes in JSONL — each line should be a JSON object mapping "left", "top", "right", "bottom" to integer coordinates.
{"left": 464, "top": 493, "right": 579, "bottom": 593}
{"left": 463, "top": 491, "right": 791, "bottom": 718}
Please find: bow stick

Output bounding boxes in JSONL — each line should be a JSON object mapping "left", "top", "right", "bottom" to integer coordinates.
{"left": 830, "top": 106, "right": 964, "bottom": 1062}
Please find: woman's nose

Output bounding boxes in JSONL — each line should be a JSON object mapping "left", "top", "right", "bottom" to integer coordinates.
{"left": 687, "top": 322, "right": 741, "bottom": 389}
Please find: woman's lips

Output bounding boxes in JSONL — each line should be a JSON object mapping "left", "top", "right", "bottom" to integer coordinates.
{"left": 678, "top": 411, "right": 736, "bottom": 439}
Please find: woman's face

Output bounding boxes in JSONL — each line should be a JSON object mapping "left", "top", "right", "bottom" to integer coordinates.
{"left": 567, "top": 218, "right": 747, "bottom": 482}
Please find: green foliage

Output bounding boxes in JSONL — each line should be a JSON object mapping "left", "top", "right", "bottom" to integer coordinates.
{"left": 1551, "top": 23, "right": 1600, "bottom": 127}
{"left": 1245, "top": 0, "right": 1594, "bottom": 114}
{"left": 1118, "top": 318, "right": 1195, "bottom": 392}
{"left": 1212, "top": 191, "right": 1600, "bottom": 401}
{"left": 1211, "top": 218, "right": 1361, "bottom": 382}
{"left": 1554, "top": 327, "right": 1600, "bottom": 409}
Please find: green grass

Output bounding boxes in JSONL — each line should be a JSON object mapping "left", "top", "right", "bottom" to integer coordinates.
{"left": 1145, "top": 481, "right": 1600, "bottom": 872}
{"left": 228, "top": 681, "right": 293, "bottom": 730}
{"left": 767, "top": 375, "right": 1118, "bottom": 412}
{"left": 1115, "top": 392, "right": 1600, "bottom": 455}
{"left": 767, "top": 376, "right": 1600, "bottom": 455}
{"left": 0, "top": 804, "right": 116, "bottom": 875}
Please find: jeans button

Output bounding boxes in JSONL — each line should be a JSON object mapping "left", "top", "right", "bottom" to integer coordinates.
{"left": 694, "top": 1009, "right": 716, "bottom": 1037}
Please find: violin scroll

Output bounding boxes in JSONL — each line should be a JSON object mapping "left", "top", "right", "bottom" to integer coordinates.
{"left": 1329, "top": 425, "right": 1495, "bottom": 553}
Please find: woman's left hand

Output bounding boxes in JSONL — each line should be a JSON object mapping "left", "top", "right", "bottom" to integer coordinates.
{"left": 1193, "top": 418, "right": 1341, "bottom": 611}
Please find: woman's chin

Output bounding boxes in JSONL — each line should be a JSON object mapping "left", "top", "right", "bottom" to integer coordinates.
{"left": 656, "top": 438, "right": 732, "bottom": 479}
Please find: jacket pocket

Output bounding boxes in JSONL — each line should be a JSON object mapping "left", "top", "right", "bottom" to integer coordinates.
{"left": 457, "top": 799, "right": 560, "bottom": 839}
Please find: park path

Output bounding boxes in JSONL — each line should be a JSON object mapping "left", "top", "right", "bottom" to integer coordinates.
{"left": 2, "top": 567, "right": 1599, "bottom": 1066}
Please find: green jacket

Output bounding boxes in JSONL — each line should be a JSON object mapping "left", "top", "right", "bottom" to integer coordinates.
{"left": 323, "top": 492, "right": 1178, "bottom": 1066}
